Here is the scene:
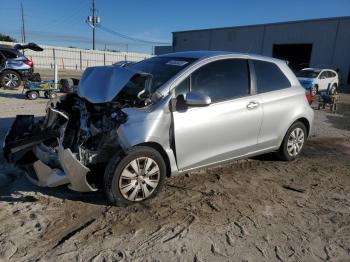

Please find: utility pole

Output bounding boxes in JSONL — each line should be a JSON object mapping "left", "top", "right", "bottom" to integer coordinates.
{"left": 21, "top": 2, "right": 26, "bottom": 43}
{"left": 86, "top": 0, "right": 100, "bottom": 50}
{"left": 92, "top": 0, "right": 96, "bottom": 50}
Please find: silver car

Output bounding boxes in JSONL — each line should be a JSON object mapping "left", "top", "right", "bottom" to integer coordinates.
{"left": 4, "top": 51, "right": 314, "bottom": 205}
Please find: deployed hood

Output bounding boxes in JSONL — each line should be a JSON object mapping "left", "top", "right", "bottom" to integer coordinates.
{"left": 78, "top": 66, "right": 141, "bottom": 103}
{"left": 14, "top": 42, "right": 43, "bottom": 51}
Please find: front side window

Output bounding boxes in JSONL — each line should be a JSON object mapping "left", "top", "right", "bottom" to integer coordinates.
{"left": 174, "top": 77, "right": 190, "bottom": 97}
{"left": 253, "top": 60, "right": 291, "bottom": 93}
{"left": 190, "top": 59, "right": 249, "bottom": 102}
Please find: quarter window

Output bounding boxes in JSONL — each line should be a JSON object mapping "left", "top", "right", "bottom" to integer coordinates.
{"left": 1, "top": 50, "right": 18, "bottom": 58}
{"left": 253, "top": 60, "right": 291, "bottom": 93}
{"left": 191, "top": 59, "right": 249, "bottom": 102}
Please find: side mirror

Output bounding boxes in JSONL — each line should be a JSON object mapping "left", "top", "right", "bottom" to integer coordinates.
{"left": 184, "top": 91, "right": 211, "bottom": 107}
{"left": 319, "top": 75, "right": 326, "bottom": 79}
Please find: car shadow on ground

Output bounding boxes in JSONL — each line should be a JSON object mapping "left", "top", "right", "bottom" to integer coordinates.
{"left": 0, "top": 89, "right": 25, "bottom": 99}
{"left": 0, "top": 169, "right": 108, "bottom": 206}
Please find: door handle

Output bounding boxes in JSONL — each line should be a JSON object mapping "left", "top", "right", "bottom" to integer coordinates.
{"left": 246, "top": 101, "right": 259, "bottom": 109}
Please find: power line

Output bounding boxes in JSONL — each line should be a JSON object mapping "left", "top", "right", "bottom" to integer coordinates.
{"left": 97, "top": 24, "right": 171, "bottom": 45}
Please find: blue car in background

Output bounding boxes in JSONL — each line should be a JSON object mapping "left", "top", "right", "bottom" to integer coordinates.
{"left": 297, "top": 68, "right": 339, "bottom": 95}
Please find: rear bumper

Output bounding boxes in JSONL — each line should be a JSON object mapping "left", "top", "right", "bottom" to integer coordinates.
{"left": 17, "top": 68, "right": 34, "bottom": 79}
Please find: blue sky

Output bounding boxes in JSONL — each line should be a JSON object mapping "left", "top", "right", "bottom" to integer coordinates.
{"left": 0, "top": 0, "right": 349, "bottom": 53}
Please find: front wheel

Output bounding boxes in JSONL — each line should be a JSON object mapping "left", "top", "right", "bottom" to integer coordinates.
{"left": 104, "top": 146, "right": 166, "bottom": 206}
{"left": 277, "top": 121, "right": 307, "bottom": 161}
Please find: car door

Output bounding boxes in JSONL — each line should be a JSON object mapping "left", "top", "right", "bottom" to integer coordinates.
{"left": 172, "top": 58, "right": 263, "bottom": 171}
{"left": 317, "top": 71, "right": 329, "bottom": 91}
{"left": 251, "top": 59, "right": 297, "bottom": 149}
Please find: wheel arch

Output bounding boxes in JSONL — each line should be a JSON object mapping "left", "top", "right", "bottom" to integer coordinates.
{"left": 295, "top": 117, "right": 310, "bottom": 137}
{"left": 135, "top": 142, "right": 172, "bottom": 177}
{"left": 0, "top": 69, "right": 23, "bottom": 80}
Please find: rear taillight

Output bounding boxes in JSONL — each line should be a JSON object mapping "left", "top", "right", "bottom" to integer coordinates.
{"left": 24, "top": 60, "right": 33, "bottom": 67}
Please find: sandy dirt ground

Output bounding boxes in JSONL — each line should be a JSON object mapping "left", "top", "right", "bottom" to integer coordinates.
{"left": 0, "top": 88, "right": 350, "bottom": 262}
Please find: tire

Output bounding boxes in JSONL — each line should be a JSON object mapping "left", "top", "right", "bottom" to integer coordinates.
{"left": 330, "top": 84, "right": 337, "bottom": 95}
{"left": 0, "top": 70, "right": 22, "bottom": 89}
{"left": 276, "top": 121, "right": 307, "bottom": 161}
{"left": 310, "top": 86, "right": 317, "bottom": 96}
{"left": 48, "top": 92, "right": 57, "bottom": 99}
{"left": 27, "top": 91, "right": 39, "bottom": 100}
{"left": 104, "top": 146, "right": 166, "bottom": 206}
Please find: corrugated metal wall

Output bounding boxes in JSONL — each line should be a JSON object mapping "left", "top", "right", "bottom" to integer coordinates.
{"left": 172, "top": 17, "right": 350, "bottom": 83}
{"left": 0, "top": 41, "right": 151, "bottom": 70}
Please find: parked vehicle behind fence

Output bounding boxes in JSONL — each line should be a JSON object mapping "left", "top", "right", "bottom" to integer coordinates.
{"left": 3, "top": 51, "right": 314, "bottom": 206}
{"left": 0, "top": 43, "right": 43, "bottom": 89}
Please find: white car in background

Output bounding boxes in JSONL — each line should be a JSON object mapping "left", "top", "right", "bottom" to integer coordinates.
{"left": 297, "top": 68, "right": 339, "bottom": 94}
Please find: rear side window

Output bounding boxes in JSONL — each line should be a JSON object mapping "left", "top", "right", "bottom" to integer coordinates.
{"left": 319, "top": 71, "right": 327, "bottom": 79}
{"left": 191, "top": 59, "right": 250, "bottom": 102}
{"left": 253, "top": 60, "right": 291, "bottom": 93}
{"left": 1, "top": 50, "right": 18, "bottom": 58}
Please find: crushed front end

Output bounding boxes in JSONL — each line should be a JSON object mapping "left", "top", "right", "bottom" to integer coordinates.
{"left": 3, "top": 66, "right": 153, "bottom": 192}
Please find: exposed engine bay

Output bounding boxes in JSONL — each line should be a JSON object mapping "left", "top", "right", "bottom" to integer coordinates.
{"left": 3, "top": 66, "right": 160, "bottom": 192}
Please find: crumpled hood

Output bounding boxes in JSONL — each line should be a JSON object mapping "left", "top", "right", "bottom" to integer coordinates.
{"left": 78, "top": 66, "right": 138, "bottom": 103}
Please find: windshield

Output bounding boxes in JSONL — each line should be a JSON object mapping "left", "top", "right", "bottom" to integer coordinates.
{"left": 297, "top": 70, "right": 320, "bottom": 78}
{"left": 129, "top": 56, "right": 196, "bottom": 92}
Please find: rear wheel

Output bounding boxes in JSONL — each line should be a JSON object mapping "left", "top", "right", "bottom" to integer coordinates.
{"left": 330, "top": 84, "right": 337, "bottom": 95}
{"left": 104, "top": 146, "right": 166, "bottom": 206}
{"left": 276, "top": 121, "right": 306, "bottom": 161}
{"left": 1, "top": 70, "right": 21, "bottom": 89}
{"left": 27, "top": 91, "right": 39, "bottom": 100}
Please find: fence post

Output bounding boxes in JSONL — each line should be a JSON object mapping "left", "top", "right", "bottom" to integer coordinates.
{"left": 104, "top": 52, "right": 106, "bottom": 66}
{"left": 53, "top": 48, "right": 56, "bottom": 69}
{"left": 79, "top": 51, "right": 82, "bottom": 71}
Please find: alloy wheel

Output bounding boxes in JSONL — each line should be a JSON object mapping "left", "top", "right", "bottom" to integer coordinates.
{"left": 3, "top": 73, "right": 19, "bottom": 88}
{"left": 287, "top": 127, "right": 305, "bottom": 157}
{"left": 118, "top": 157, "right": 160, "bottom": 201}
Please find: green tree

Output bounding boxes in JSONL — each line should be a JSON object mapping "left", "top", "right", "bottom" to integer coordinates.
{"left": 0, "top": 34, "right": 17, "bottom": 42}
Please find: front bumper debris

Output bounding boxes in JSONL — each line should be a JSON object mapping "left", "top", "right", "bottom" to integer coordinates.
{"left": 3, "top": 111, "right": 97, "bottom": 192}
{"left": 58, "top": 145, "right": 97, "bottom": 192}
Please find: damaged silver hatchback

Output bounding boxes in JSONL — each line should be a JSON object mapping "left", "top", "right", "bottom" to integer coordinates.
{"left": 3, "top": 51, "right": 314, "bottom": 205}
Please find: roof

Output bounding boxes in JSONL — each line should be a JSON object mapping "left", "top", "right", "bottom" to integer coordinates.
{"left": 302, "top": 68, "right": 336, "bottom": 72}
{"left": 159, "top": 50, "right": 230, "bottom": 59}
{"left": 173, "top": 16, "right": 350, "bottom": 34}
{"left": 158, "top": 50, "right": 284, "bottom": 63}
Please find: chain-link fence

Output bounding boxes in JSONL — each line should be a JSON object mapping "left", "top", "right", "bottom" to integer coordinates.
{"left": 0, "top": 41, "right": 151, "bottom": 70}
